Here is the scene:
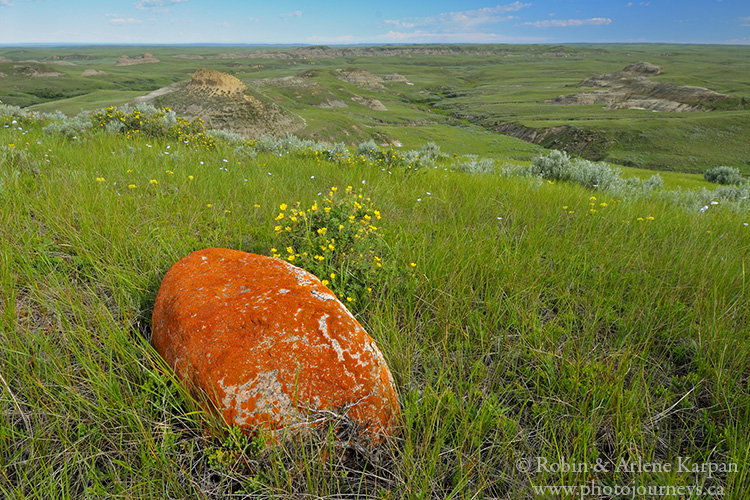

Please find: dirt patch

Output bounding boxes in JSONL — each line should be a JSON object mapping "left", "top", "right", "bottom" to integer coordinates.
{"left": 187, "top": 68, "right": 248, "bottom": 95}
{"left": 318, "top": 99, "right": 348, "bottom": 109}
{"left": 384, "top": 73, "right": 410, "bottom": 84}
{"left": 0, "top": 56, "right": 10, "bottom": 63}
{"left": 351, "top": 96, "right": 387, "bottom": 111}
{"left": 115, "top": 53, "right": 160, "bottom": 66}
{"left": 12, "top": 64, "right": 63, "bottom": 78}
{"left": 549, "top": 62, "right": 729, "bottom": 112}
{"left": 80, "top": 69, "right": 108, "bottom": 77}
{"left": 336, "top": 69, "right": 384, "bottom": 90}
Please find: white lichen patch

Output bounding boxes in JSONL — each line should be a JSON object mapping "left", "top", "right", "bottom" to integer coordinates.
{"left": 218, "top": 370, "right": 297, "bottom": 427}
{"left": 311, "top": 289, "right": 335, "bottom": 301}
{"left": 317, "top": 313, "right": 349, "bottom": 365}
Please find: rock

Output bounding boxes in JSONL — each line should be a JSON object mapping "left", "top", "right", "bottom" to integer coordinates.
{"left": 351, "top": 95, "right": 387, "bottom": 111}
{"left": 335, "top": 68, "right": 385, "bottom": 89}
{"left": 384, "top": 73, "right": 409, "bottom": 83}
{"left": 151, "top": 248, "right": 400, "bottom": 443}
{"left": 81, "top": 69, "right": 108, "bottom": 77}
{"left": 622, "top": 61, "right": 663, "bottom": 76}
{"left": 115, "top": 53, "right": 160, "bottom": 66}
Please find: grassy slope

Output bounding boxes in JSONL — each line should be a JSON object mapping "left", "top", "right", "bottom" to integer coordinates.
{"left": 1, "top": 116, "right": 749, "bottom": 498}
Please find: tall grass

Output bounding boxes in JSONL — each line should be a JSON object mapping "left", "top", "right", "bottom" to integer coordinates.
{"left": 1, "top": 111, "right": 749, "bottom": 498}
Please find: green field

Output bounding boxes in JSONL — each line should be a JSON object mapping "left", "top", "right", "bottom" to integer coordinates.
{"left": 2, "top": 44, "right": 749, "bottom": 175}
{"left": 1, "top": 95, "right": 750, "bottom": 498}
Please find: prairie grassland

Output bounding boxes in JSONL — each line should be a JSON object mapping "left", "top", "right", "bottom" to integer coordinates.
{"left": 1, "top": 107, "right": 749, "bottom": 498}
{"left": 3, "top": 43, "right": 749, "bottom": 174}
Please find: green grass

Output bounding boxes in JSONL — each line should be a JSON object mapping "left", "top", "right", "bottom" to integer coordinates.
{"left": 1, "top": 111, "right": 749, "bottom": 498}
{"left": 27, "top": 90, "right": 145, "bottom": 115}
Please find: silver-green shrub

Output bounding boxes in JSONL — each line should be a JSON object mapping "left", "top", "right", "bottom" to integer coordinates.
{"left": 531, "top": 149, "right": 572, "bottom": 180}
{"left": 357, "top": 139, "right": 379, "bottom": 159}
{"left": 703, "top": 166, "right": 745, "bottom": 185}
{"left": 457, "top": 154, "right": 495, "bottom": 174}
{"left": 208, "top": 129, "right": 247, "bottom": 144}
{"left": 568, "top": 159, "right": 623, "bottom": 190}
{"left": 42, "top": 112, "right": 92, "bottom": 138}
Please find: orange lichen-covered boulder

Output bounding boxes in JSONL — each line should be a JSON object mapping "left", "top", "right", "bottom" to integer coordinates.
{"left": 151, "top": 248, "right": 400, "bottom": 442}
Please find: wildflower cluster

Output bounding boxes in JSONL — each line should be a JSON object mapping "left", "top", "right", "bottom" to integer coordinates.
{"left": 271, "top": 186, "right": 391, "bottom": 306}
{"left": 1, "top": 104, "right": 44, "bottom": 129}
{"left": 91, "top": 105, "right": 215, "bottom": 150}
{"left": 356, "top": 140, "right": 427, "bottom": 170}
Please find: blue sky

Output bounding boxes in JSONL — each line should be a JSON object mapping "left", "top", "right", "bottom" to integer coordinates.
{"left": 0, "top": 0, "right": 748, "bottom": 45}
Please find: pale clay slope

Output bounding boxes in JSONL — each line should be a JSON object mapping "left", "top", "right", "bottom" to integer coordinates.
{"left": 549, "top": 62, "right": 729, "bottom": 112}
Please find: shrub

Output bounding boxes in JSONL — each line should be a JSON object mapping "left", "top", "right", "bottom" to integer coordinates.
{"left": 208, "top": 128, "right": 247, "bottom": 144}
{"left": 326, "top": 142, "right": 350, "bottom": 162}
{"left": 42, "top": 112, "right": 92, "bottom": 138}
{"left": 703, "top": 166, "right": 745, "bottom": 185}
{"left": 270, "top": 186, "right": 399, "bottom": 308}
{"left": 457, "top": 155, "right": 495, "bottom": 174}
{"left": 90, "top": 105, "right": 214, "bottom": 149}
{"left": 531, "top": 149, "right": 571, "bottom": 180}
{"left": 568, "top": 159, "right": 622, "bottom": 190}
{"left": 356, "top": 139, "right": 379, "bottom": 159}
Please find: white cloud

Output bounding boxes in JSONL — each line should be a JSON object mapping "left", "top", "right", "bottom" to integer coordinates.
{"left": 385, "top": 2, "right": 531, "bottom": 31}
{"left": 280, "top": 11, "right": 302, "bottom": 20}
{"left": 740, "top": 16, "right": 750, "bottom": 26}
{"left": 108, "top": 17, "right": 144, "bottom": 25}
{"left": 248, "top": 17, "right": 260, "bottom": 23}
{"left": 134, "top": 0, "right": 188, "bottom": 12}
{"left": 380, "top": 30, "right": 547, "bottom": 43}
{"left": 523, "top": 17, "right": 612, "bottom": 28}
{"left": 0, "top": 0, "right": 13, "bottom": 7}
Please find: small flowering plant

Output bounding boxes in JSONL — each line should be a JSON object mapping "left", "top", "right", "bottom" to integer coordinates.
{"left": 91, "top": 106, "right": 215, "bottom": 150}
{"left": 271, "top": 186, "right": 392, "bottom": 307}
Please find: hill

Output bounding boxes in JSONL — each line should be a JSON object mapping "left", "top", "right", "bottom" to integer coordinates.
{"left": 134, "top": 68, "right": 305, "bottom": 136}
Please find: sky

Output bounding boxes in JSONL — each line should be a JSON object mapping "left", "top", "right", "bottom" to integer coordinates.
{"left": 0, "top": 0, "right": 749, "bottom": 45}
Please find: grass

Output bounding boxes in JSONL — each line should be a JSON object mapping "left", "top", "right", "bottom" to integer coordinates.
{"left": 1, "top": 109, "right": 749, "bottom": 498}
